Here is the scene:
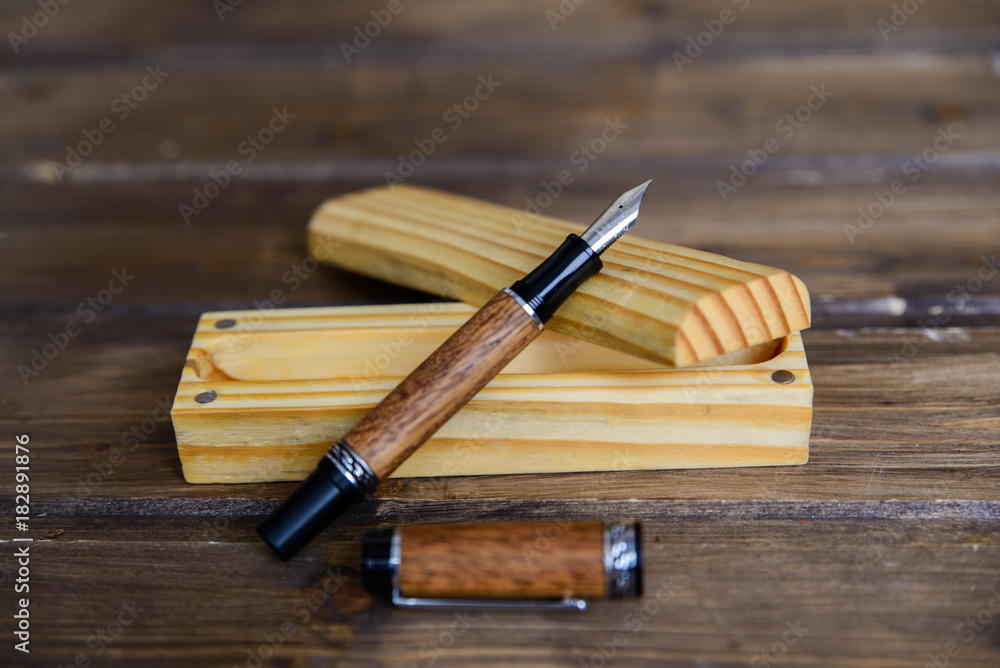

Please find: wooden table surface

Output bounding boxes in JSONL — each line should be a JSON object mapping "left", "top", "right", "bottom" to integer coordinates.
{"left": 2, "top": 1, "right": 999, "bottom": 666}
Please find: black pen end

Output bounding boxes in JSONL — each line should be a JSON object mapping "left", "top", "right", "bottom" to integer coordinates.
{"left": 257, "top": 458, "right": 364, "bottom": 560}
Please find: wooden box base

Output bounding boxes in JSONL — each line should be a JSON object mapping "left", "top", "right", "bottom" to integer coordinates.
{"left": 172, "top": 303, "right": 812, "bottom": 483}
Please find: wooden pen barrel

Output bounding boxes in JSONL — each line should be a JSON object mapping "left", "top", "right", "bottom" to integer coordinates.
{"left": 362, "top": 521, "right": 642, "bottom": 603}
{"left": 341, "top": 290, "right": 542, "bottom": 479}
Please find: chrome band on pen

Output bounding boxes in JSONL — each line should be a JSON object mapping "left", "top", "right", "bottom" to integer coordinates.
{"left": 325, "top": 441, "right": 379, "bottom": 497}
{"left": 604, "top": 521, "right": 641, "bottom": 599}
{"left": 256, "top": 440, "right": 380, "bottom": 560}
{"left": 501, "top": 287, "right": 544, "bottom": 330}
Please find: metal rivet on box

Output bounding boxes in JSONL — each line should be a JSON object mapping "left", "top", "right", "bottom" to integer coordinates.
{"left": 771, "top": 370, "right": 795, "bottom": 385}
{"left": 215, "top": 319, "right": 237, "bottom": 329}
{"left": 195, "top": 390, "right": 218, "bottom": 404}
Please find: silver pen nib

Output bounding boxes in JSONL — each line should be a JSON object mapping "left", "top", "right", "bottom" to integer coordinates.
{"left": 580, "top": 180, "right": 651, "bottom": 255}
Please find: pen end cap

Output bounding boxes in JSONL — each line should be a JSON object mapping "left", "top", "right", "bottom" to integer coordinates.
{"left": 256, "top": 460, "right": 364, "bottom": 560}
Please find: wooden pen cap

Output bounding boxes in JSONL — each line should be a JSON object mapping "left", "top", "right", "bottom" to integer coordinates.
{"left": 362, "top": 520, "right": 641, "bottom": 609}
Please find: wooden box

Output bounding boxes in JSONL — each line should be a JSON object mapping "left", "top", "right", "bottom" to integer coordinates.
{"left": 172, "top": 302, "right": 812, "bottom": 483}
{"left": 172, "top": 186, "right": 814, "bottom": 483}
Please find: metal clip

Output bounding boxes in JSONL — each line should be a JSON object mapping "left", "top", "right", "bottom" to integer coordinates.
{"left": 392, "top": 592, "right": 587, "bottom": 610}
{"left": 392, "top": 590, "right": 587, "bottom": 610}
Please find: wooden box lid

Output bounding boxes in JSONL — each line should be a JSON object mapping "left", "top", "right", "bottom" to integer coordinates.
{"left": 308, "top": 185, "right": 811, "bottom": 367}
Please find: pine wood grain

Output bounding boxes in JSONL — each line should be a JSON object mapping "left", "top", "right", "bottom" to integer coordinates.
{"left": 308, "top": 184, "right": 812, "bottom": 366}
{"left": 170, "top": 303, "right": 811, "bottom": 482}
{"left": 398, "top": 521, "right": 607, "bottom": 600}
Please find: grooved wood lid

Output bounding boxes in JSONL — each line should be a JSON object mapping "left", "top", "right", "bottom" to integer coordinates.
{"left": 307, "top": 184, "right": 811, "bottom": 367}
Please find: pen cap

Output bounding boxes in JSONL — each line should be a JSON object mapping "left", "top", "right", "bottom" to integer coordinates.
{"left": 362, "top": 520, "right": 641, "bottom": 603}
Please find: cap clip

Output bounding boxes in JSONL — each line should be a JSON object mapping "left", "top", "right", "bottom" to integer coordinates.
{"left": 392, "top": 592, "right": 587, "bottom": 610}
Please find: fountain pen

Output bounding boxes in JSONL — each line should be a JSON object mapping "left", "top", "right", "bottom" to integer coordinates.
{"left": 258, "top": 181, "right": 651, "bottom": 559}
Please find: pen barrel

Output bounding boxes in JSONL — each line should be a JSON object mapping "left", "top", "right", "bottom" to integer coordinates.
{"left": 341, "top": 289, "right": 542, "bottom": 479}
{"left": 362, "top": 521, "right": 642, "bottom": 602}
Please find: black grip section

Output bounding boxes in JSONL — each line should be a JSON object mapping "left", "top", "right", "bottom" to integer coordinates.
{"left": 361, "top": 528, "right": 396, "bottom": 601}
{"left": 256, "top": 456, "right": 363, "bottom": 560}
{"left": 509, "top": 234, "right": 602, "bottom": 323}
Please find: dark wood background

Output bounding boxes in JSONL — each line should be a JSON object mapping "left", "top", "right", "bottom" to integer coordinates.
{"left": 1, "top": 1, "right": 999, "bottom": 666}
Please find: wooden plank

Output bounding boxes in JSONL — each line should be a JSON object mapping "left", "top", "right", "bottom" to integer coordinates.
{"left": 1, "top": 314, "right": 996, "bottom": 503}
{"left": 1, "top": 0, "right": 997, "bottom": 65}
{"left": 0, "top": 174, "right": 1000, "bottom": 327}
{"left": 2, "top": 171, "right": 996, "bottom": 316}
{"left": 9, "top": 511, "right": 999, "bottom": 667}
{"left": 2, "top": 1, "right": 996, "bottom": 663}
{"left": 3, "top": 56, "right": 998, "bottom": 163}
{"left": 171, "top": 303, "right": 810, "bottom": 482}
{"left": 307, "top": 185, "right": 812, "bottom": 366}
